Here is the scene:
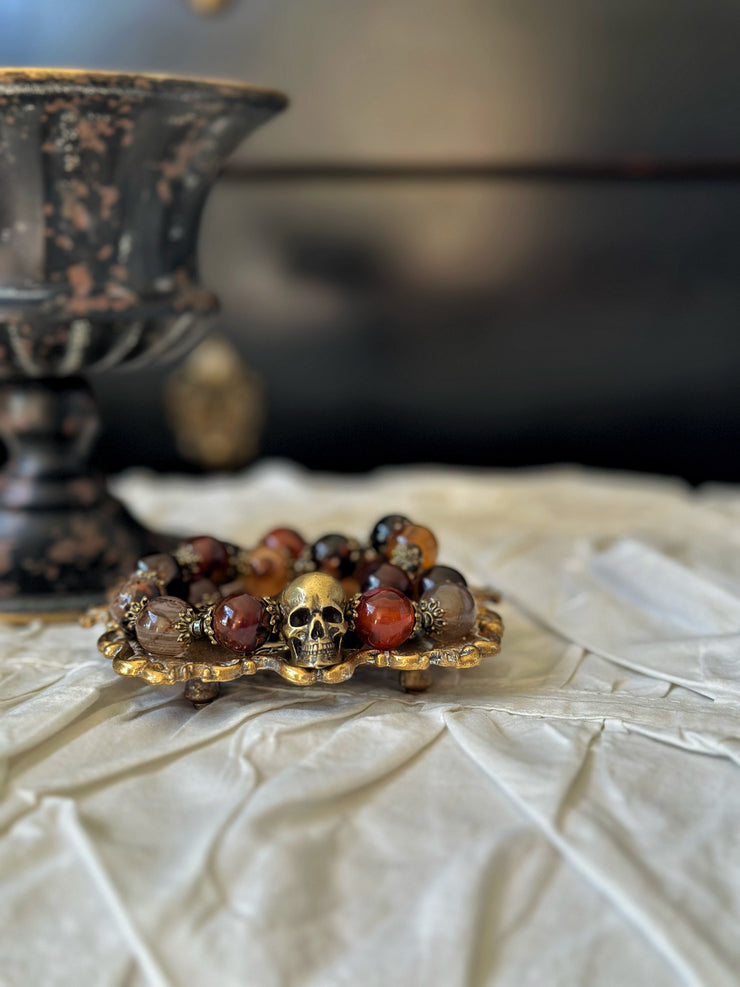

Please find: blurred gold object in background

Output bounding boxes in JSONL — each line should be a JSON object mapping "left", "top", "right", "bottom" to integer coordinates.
{"left": 165, "top": 336, "right": 265, "bottom": 470}
{"left": 187, "top": 0, "right": 233, "bottom": 14}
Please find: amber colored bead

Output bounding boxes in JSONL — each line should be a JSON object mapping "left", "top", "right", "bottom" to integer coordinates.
{"left": 260, "top": 527, "right": 306, "bottom": 560}
{"left": 360, "top": 562, "right": 412, "bottom": 597}
{"left": 212, "top": 592, "right": 268, "bottom": 654}
{"left": 422, "top": 583, "right": 477, "bottom": 643}
{"left": 135, "top": 597, "right": 190, "bottom": 658}
{"left": 370, "top": 514, "right": 411, "bottom": 554}
{"left": 311, "top": 534, "right": 358, "bottom": 579}
{"left": 242, "top": 545, "right": 291, "bottom": 597}
{"left": 386, "top": 523, "right": 438, "bottom": 572}
{"left": 416, "top": 564, "right": 467, "bottom": 598}
{"left": 341, "top": 575, "right": 361, "bottom": 597}
{"left": 184, "top": 535, "right": 232, "bottom": 584}
{"left": 108, "top": 577, "right": 162, "bottom": 625}
{"left": 354, "top": 587, "right": 415, "bottom": 650}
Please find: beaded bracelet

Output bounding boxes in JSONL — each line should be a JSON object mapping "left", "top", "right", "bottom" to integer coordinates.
{"left": 96, "top": 514, "right": 503, "bottom": 705}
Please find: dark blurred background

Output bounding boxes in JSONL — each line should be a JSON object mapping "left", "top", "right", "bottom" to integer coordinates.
{"left": 3, "top": 0, "right": 740, "bottom": 481}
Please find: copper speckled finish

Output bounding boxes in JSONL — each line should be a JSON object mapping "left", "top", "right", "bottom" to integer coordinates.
{"left": 0, "top": 70, "right": 286, "bottom": 610}
{"left": 0, "top": 69, "right": 286, "bottom": 375}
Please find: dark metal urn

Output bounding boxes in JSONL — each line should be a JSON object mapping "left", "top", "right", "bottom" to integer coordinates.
{"left": 0, "top": 69, "right": 286, "bottom": 613}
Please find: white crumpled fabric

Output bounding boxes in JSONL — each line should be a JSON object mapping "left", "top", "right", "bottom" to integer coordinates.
{"left": 0, "top": 462, "right": 738, "bottom": 986}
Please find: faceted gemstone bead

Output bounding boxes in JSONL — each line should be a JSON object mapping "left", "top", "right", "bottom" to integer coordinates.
{"left": 135, "top": 597, "right": 190, "bottom": 658}
{"left": 421, "top": 583, "right": 477, "bottom": 643}
{"left": 260, "top": 527, "right": 306, "bottom": 560}
{"left": 136, "top": 553, "right": 187, "bottom": 597}
{"left": 182, "top": 535, "right": 232, "bottom": 584}
{"left": 370, "top": 514, "right": 411, "bottom": 554}
{"left": 360, "top": 561, "right": 413, "bottom": 597}
{"left": 212, "top": 592, "right": 268, "bottom": 654}
{"left": 386, "top": 523, "right": 438, "bottom": 573}
{"left": 108, "top": 576, "right": 162, "bottom": 625}
{"left": 354, "top": 587, "right": 416, "bottom": 650}
{"left": 242, "top": 545, "right": 291, "bottom": 597}
{"left": 188, "top": 578, "right": 220, "bottom": 606}
{"left": 415, "top": 564, "right": 467, "bottom": 598}
{"left": 311, "top": 534, "right": 358, "bottom": 579}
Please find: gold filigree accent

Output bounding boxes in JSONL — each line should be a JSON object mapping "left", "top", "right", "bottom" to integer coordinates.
{"left": 122, "top": 597, "right": 148, "bottom": 631}
{"left": 173, "top": 543, "right": 200, "bottom": 578}
{"left": 262, "top": 596, "right": 282, "bottom": 635}
{"left": 345, "top": 593, "right": 360, "bottom": 633}
{"left": 415, "top": 597, "right": 445, "bottom": 637}
{"left": 390, "top": 542, "right": 422, "bottom": 574}
{"left": 174, "top": 606, "right": 198, "bottom": 644}
{"left": 234, "top": 547, "right": 253, "bottom": 577}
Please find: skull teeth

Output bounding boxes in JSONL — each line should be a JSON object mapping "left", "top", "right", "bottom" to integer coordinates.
{"left": 299, "top": 644, "right": 337, "bottom": 656}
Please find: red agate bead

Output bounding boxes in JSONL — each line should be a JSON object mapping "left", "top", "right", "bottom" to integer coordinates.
{"left": 212, "top": 592, "right": 269, "bottom": 654}
{"left": 354, "top": 587, "right": 415, "bottom": 650}
{"left": 135, "top": 597, "right": 190, "bottom": 658}
{"left": 182, "top": 535, "right": 232, "bottom": 584}
{"left": 260, "top": 527, "right": 306, "bottom": 560}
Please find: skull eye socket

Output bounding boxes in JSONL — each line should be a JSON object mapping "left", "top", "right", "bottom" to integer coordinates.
{"left": 322, "top": 606, "right": 343, "bottom": 624}
{"left": 289, "top": 607, "right": 311, "bottom": 627}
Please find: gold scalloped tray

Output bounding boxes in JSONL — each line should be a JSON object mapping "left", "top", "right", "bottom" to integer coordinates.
{"left": 97, "top": 590, "right": 503, "bottom": 687}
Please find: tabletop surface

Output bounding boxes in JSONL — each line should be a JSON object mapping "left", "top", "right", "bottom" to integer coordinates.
{"left": 0, "top": 462, "right": 738, "bottom": 987}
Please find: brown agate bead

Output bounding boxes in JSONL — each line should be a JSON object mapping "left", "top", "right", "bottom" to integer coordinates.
{"left": 188, "top": 579, "right": 220, "bottom": 606}
{"left": 242, "top": 545, "right": 291, "bottom": 597}
{"left": 311, "top": 534, "right": 358, "bottom": 579}
{"left": 183, "top": 535, "right": 232, "bottom": 583}
{"left": 136, "top": 553, "right": 187, "bottom": 597}
{"left": 212, "top": 592, "right": 268, "bottom": 654}
{"left": 260, "top": 527, "right": 306, "bottom": 560}
{"left": 370, "top": 514, "right": 411, "bottom": 554}
{"left": 422, "top": 583, "right": 477, "bottom": 643}
{"left": 354, "top": 587, "right": 415, "bottom": 650}
{"left": 415, "top": 564, "right": 467, "bottom": 598}
{"left": 108, "top": 577, "right": 162, "bottom": 625}
{"left": 360, "top": 562, "right": 413, "bottom": 597}
{"left": 135, "top": 597, "right": 190, "bottom": 658}
{"left": 386, "top": 523, "right": 438, "bottom": 573}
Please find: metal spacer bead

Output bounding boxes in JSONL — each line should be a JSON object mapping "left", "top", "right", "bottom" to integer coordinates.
{"left": 178, "top": 605, "right": 217, "bottom": 645}
{"left": 121, "top": 597, "right": 149, "bottom": 634}
{"left": 261, "top": 596, "right": 282, "bottom": 636}
{"left": 390, "top": 542, "right": 423, "bottom": 575}
{"left": 234, "top": 547, "right": 253, "bottom": 577}
{"left": 345, "top": 593, "right": 360, "bottom": 633}
{"left": 413, "top": 598, "right": 446, "bottom": 638}
{"left": 174, "top": 606, "right": 199, "bottom": 645}
{"left": 173, "top": 542, "right": 200, "bottom": 580}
